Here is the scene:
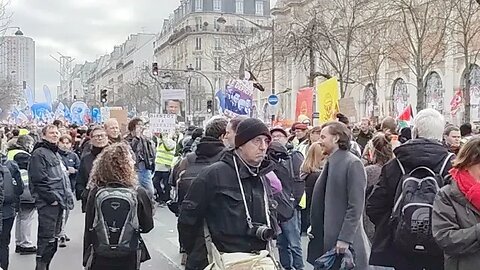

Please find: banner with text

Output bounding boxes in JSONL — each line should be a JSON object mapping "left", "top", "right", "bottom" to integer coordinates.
{"left": 317, "top": 78, "right": 339, "bottom": 123}
{"left": 223, "top": 79, "right": 254, "bottom": 118}
{"left": 149, "top": 114, "right": 177, "bottom": 134}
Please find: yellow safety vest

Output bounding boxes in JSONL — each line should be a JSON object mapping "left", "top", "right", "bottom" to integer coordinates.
{"left": 19, "top": 129, "right": 29, "bottom": 136}
{"left": 155, "top": 142, "right": 175, "bottom": 167}
{"left": 6, "top": 149, "right": 29, "bottom": 184}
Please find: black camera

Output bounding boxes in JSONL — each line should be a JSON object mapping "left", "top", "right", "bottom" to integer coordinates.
{"left": 247, "top": 223, "right": 275, "bottom": 241}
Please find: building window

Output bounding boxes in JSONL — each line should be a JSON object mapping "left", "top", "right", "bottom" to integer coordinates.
{"left": 213, "top": 0, "right": 221, "bottom": 11}
{"left": 214, "top": 37, "right": 221, "bottom": 50}
{"left": 195, "top": 0, "right": 203, "bottom": 11}
{"left": 195, "top": 17, "right": 203, "bottom": 31}
{"left": 195, "top": 37, "right": 202, "bottom": 50}
{"left": 235, "top": 0, "right": 244, "bottom": 14}
{"left": 214, "top": 57, "right": 221, "bottom": 71}
{"left": 195, "top": 57, "right": 202, "bottom": 70}
{"left": 255, "top": 1, "right": 264, "bottom": 15}
{"left": 237, "top": 20, "right": 245, "bottom": 32}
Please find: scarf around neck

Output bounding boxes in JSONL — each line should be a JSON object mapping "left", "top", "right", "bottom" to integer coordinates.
{"left": 450, "top": 167, "right": 480, "bottom": 211}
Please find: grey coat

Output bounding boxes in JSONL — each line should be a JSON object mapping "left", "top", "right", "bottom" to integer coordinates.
{"left": 433, "top": 179, "right": 480, "bottom": 270}
{"left": 307, "top": 149, "right": 370, "bottom": 269}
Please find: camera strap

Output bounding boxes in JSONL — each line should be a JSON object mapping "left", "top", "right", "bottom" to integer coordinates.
{"left": 233, "top": 155, "right": 270, "bottom": 229}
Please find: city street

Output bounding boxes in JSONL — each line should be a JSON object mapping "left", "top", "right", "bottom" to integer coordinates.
{"left": 8, "top": 203, "right": 182, "bottom": 270}
{"left": 8, "top": 202, "right": 314, "bottom": 270}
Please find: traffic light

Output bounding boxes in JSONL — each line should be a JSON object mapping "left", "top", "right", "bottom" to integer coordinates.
{"left": 100, "top": 89, "right": 108, "bottom": 105}
{"left": 207, "top": 100, "right": 213, "bottom": 113}
{"left": 152, "top": 62, "right": 159, "bottom": 76}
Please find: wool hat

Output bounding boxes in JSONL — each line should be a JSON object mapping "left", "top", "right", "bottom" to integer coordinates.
{"left": 235, "top": 118, "right": 271, "bottom": 148}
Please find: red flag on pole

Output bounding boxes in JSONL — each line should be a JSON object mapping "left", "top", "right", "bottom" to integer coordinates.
{"left": 398, "top": 105, "right": 413, "bottom": 121}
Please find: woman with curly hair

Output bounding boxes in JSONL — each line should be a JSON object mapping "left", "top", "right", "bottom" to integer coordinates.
{"left": 83, "top": 143, "right": 154, "bottom": 270}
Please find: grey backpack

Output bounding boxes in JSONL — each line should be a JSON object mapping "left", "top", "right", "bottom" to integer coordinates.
{"left": 92, "top": 187, "right": 140, "bottom": 257}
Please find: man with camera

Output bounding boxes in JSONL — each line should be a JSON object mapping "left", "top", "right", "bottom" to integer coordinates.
{"left": 178, "top": 118, "right": 279, "bottom": 269}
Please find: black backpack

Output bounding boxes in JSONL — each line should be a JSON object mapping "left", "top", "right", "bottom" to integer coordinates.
{"left": 1, "top": 164, "right": 17, "bottom": 205}
{"left": 169, "top": 150, "right": 225, "bottom": 215}
{"left": 91, "top": 187, "right": 140, "bottom": 258}
{"left": 391, "top": 153, "right": 453, "bottom": 255}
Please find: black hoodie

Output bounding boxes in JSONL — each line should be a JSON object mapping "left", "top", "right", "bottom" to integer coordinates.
{"left": 366, "top": 138, "right": 454, "bottom": 267}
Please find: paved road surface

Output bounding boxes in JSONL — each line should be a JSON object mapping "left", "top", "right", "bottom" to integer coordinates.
{"left": 8, "top": 202, "right": 314, "bottom": 270}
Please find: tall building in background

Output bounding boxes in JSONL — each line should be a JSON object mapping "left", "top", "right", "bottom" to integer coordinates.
{"left": 0, "top": 28, "right": 35, "bottom": 101}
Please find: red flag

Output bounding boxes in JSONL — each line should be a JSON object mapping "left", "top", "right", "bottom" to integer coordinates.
{"left": 450, "top": 88, "right": 463, "bottom": 115}
{"left": 398, "top": 105, "right": 413, "bottom": 121}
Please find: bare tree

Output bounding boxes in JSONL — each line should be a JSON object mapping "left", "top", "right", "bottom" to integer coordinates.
{"left": 449, "top": 0, "right": 480, "bottom": 122}
{"left": 387, "top": 0, "right": 453, "bottom": 112}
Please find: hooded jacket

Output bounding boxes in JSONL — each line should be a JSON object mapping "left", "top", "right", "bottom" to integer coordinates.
{"left": 28, "top": 141, "right": 75, "bottom": 210}
{"left": 174, "top": 136, "right": 226, "bottom": 270}
{"left": 367, "top": 138, "right": 454, "bottom": 267}
{"left": 178, "top": 150, "right": 277, "bottom": 255}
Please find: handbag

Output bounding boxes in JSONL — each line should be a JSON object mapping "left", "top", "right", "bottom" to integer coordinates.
{"left": 314, "top": 247, "right": 356, "bottom": 270}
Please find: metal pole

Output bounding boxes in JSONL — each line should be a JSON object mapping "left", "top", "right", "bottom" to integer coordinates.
{"left": 188, "top": 77, "right": 192, "bottom": 125}
{"left": 271, "top": 19, "right": 276, "bottom": 125}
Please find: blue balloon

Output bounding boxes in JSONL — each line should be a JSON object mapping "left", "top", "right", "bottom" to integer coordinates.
{"left": 70, "top": 101, "right": 89, "bottom": 125}
{"left": 31, "top": 103, "right": 52, "bottom": 122}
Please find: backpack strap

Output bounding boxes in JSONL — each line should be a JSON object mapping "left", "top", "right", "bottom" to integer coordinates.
{"left": 439, "top": 153, "right": 454, "bottom": 176}
{"left": 396, "top": 159, "right": 406, "bottom": 175}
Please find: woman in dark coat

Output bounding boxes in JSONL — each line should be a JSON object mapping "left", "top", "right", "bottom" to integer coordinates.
{"left": 300, "top": 142, "right": 326, "bottom": 233}
{"left": 363, "top": 133, "right": 393, "bottom": 242}
{"left": 83, "top": 143, "right": 154, "bottom": 270}
{"left": 433, "top": 137, "right": 480, "bottom": 270}
{"left": 307, "top": 122, "right": 369, "bottom": 269}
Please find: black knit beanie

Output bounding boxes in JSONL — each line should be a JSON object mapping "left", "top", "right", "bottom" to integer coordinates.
{"left": 235, "top": 118, "right": 271, "bottom": 148}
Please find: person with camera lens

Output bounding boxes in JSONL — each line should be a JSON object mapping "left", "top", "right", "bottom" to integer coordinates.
{"left": 178, "top": 118, "right": 279, "bottom": 269}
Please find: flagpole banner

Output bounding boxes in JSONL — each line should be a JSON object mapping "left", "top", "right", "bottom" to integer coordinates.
{"left": 161, "top": 89, "right": 186, "bottom": 123}
{"left": 317, "top": 78, "right": 339, "bottom": 123}
{"left": 397, "top": 105, "right": 413, "bottom": 128}
{"left": 295, "top": 87, "right": 313, "bottom": 122}
{"left": 224, "top": 79, "right": 254, "bottom": 118}
{"left": 450, "top": 88, "right": 463, "bottom": 116}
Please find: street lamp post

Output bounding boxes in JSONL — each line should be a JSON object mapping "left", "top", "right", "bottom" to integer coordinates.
{"left": 217, "top": 14, "right": 276, "bottom": 121}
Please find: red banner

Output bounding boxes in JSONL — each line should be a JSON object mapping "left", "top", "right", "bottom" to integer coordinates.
{"left": 295, "top": 87, "right": 313, "bottom": 122}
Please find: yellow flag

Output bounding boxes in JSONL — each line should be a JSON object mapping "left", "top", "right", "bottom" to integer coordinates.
{"left": 317, "top": 77, "right": 339, "bottom": 123}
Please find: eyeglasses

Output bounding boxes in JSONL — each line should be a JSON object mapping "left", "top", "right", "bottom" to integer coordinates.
{"left": 251, "top": 137, "right": 271, "bottom": 147}
{"left": 92, "top": 134, "right": 107, "bottom": 139}
{"left": 272, "top": 134, "right": 287, "bottom": 139}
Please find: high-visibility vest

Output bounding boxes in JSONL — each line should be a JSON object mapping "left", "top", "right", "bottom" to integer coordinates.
{"left": 6, "top": 149, "right": 29, "bottom": 184}
{"left": 19, "top": 129, "right": 29, "bottom": 136}
{"left": 155, "top": 142, "right": 175, "bottom": 167}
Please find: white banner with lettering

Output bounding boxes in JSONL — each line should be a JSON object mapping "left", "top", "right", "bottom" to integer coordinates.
{"left": 149, "top": 114, "right": 177, "bottom": 134}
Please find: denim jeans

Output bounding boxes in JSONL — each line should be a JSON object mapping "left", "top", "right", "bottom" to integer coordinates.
{"left": 277, "top": 209, "right": 304, "bottom": 270}
{"left": 138, "top": 168, "right": 154, "bottom": 199}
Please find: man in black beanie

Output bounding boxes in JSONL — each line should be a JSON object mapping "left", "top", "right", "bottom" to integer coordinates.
{"left": 178, "top": 118, "right": 280, "bottom": 266}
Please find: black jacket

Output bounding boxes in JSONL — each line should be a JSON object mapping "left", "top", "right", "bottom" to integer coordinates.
{"left": 366, "top": 138, "right": 454, "bottom": 267}
{"left": 59, "top": 149, "right": 80, "bottom": 189}
{"left": 75, "top": 146, "right": 104, "bottom": 212}
{"left": 7, "top": 146, "right": 34, "bottom": 204}
{"left": 28, "top": 141, "right": 73, "bottom": 210}
{"left": 83, "top": 185, "right": 154, "bottom": 270}
{"left": 176, "top": 136, "right": 225, "bottom": 270}
{"left": 2, "top": 159, "right": 23, "bottom": 220}
{"left": 267, "top": 143, "right": 305, "bottom": 206}
{"left": 125, "top": 134, "right": 155, "bottom": 171}
{"left": 178, "top": 150, "right": 277, "bottom": 255}
{"left": 356, "top": 130, "right": 373, "bottom": 152}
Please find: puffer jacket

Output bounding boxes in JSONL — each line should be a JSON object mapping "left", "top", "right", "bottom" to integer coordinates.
{"left": 433, "top": 177, "right": 480, "bottom": 270}
{"left": 28, "top": 140, "right": 75, "bottom": 210}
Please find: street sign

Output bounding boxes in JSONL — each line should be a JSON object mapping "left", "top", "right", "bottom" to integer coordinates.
{"left": 268, "top": 95, "right": 279, "bottom": 106}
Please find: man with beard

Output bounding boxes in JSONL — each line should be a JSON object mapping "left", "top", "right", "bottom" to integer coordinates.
{"left": 307, "top": 121, "right": 369, "bottom": 269}
{"left": 104, "top": 118, "right": 123, "bottom": 144}
{"left": 356, "top": 118, "right": 373, "bottom": 152}
{"left": 75, "top": 127, "right": 109, "bottom": 212}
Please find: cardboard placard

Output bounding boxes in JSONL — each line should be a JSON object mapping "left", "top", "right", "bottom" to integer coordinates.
{"left": 339, "top": 97, "right": 357, "bottom": 122}
{"left": 149, "top": 114, "right": 177, "bottom": 134}
{"left": 109, "top": 109, "right": 128, "bottom": 133}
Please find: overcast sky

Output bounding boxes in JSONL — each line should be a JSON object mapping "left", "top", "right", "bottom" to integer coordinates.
{"left": 9, "top": 0, "right": 276, "bottom": 101}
